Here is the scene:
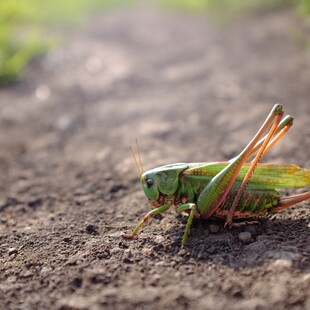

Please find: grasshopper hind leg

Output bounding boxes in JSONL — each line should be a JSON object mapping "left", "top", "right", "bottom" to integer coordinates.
{"left": 272, "top": 191, "right": 310, "bottom": 213}
{"left": 225, "top": 108, "right": 292, "bottom": 227}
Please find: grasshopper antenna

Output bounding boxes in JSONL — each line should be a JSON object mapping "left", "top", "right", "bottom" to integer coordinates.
{"left": 130, "top": 145, "right": 142, "bottom": 178}
{"left": 136, "top": 139, "right": 144, "bottom": 174}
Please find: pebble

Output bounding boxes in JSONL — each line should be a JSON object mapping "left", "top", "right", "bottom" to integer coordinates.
{"left": 270, "top": 258, "right": 293, "bottom": 269}
{"left": 70, "top": 277, "right": 83, "bottom": 288}
{"left": 236, "top": 297, "right": 266, "bottom": 310}
{"left": 40, "top": 266, "right": 53, "bottom": 276}
{"left": 209, "top": 224, "right": 220, "bottom": 233}
{"left": 154, "top": 235, "right": 165, "bottom": 243}
{"left": 244, "top": 224, "right": 258, "bottom": 236}
{"left": 0, "top": 200, "right": 6, "bottom": 211}
{"left": 28, "top": 197, "right": 42, "bottom": 208}
{"left": 110, "top": 184, "right": 125, "bottom": 193}
{"left": 244, "top": 241, "right": 267, "bottom": 254}
{"left": 6, "top": 276, "right": 17, "bottom": 283}
{"left": 256, "top": 234, "right": 268, "bottom": 242}
{"left": 8, "top": 247, "right": 17, "bottom": 255}
{"left": 302, "top": 273, "right": 310, "bottom": 282}
{"left": 238, "top": 232, "right": 252, "bottom": 244}
{"left": 142, "top": 248, "right": 153, "bottom": 255}
{"left": 23, "top": 271, "right": 33, "bottom": 278}
{"left": 63, "top": 237, "right": 71, "bottom": 243}
{"left": 178, "top": 248, "right": 187, "bottom": 256}
{"left": 267, "top": 252, "right": 300, "bottom": 270}
{"left": 85, "top": 224, "right": 98, "bottom": 234}
{"left": 151, "top": 274, "right": 161, "bottom": 285}
{"left": 110, "top": 247, "right": 121, "bottom": 255}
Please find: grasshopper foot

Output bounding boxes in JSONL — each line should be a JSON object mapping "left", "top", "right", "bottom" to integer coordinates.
{"left": 122, "top": 234, "right": 134, "bottom": 239}
{"left": 224, "top": 220, "right": 232, "bottom": 229}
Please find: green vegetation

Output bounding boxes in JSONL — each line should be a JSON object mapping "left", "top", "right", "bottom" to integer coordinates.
{"left": 158, "top": 0, "right": 310, "bottom": 21}
{"left": 0, "top": 0, "right": 127, "bottom": 83}
{"left": 157, "top": 0, "right": 295, "bottom": 18}
{"left": 298, "top": 0, "right": 310, "bottom": 14}
{"left": 157, "top": 0, "right": 310, "bottom": 51}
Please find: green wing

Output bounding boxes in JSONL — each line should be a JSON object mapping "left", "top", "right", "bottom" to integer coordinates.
{"left": 184, "top": 162, "right": 310, "bottom": 190}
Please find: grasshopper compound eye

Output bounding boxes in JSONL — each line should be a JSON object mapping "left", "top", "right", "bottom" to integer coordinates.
{"left": 146, "top": 178, "right": 154, "bottom": 188}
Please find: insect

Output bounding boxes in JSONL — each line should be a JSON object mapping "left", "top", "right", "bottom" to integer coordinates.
{"left": 123, "top": 104, "right": 310, "bottom": 245}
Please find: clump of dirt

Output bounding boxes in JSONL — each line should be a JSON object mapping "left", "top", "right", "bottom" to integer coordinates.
{"left": 0, "top": 4, "right": 310, "bottom": 310}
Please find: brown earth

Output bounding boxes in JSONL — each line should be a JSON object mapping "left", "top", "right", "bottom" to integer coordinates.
{"left": 0, "top": 4, "right": 310, "bottom": 310}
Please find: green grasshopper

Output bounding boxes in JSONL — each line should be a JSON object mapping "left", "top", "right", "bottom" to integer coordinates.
{"left": 124, "top": 104, "right": 310, "bottom": 245}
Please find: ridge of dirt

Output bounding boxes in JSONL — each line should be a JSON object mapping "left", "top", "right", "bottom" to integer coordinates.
{"left": 0, "top": 5, "right": 310, "bottom": 310}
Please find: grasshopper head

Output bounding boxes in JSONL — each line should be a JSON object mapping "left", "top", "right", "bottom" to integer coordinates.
{"left": 141, "top": 163, "right": 188, "bottom": 207}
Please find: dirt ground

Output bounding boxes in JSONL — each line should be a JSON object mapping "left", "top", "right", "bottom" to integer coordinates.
{"left": 0, "top": 4, "right": 310, "bottom": 310}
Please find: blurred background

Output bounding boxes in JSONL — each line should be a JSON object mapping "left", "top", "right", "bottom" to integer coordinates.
{"left": 1, "top": 0, "right": 310, "bottom": 84}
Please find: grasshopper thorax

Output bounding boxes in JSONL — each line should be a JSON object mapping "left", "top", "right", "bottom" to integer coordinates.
{"left": 141, "top": 163, "right": 189, "bottom": 207}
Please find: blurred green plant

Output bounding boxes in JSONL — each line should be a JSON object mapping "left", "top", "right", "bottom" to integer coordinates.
{"left": 2, "top": 0, "right": 310, "bottom": 83}
{"left": 298, "top": 0, "right": 310, "bottom": 14}
{"left": 157, "top": 0, "right": 296, "bottom": 19}
{"left": 0, "top": 0, "right": 127, "bottom": 84}
{"left": 156, "top": 0, "right": 310, "bottom": 50}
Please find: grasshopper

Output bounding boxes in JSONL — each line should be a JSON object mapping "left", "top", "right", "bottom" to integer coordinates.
{"left": 124, "top": 104, "right": 310, "bottom": 245}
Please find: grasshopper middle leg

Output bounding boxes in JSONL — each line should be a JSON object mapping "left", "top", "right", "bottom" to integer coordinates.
{"left": 176, "top": 203, "right": 198, "bottom": 246}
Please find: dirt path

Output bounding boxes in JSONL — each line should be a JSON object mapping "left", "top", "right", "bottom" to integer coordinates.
{"left": 0, "top": 4, "right": 310, "bottom": 309}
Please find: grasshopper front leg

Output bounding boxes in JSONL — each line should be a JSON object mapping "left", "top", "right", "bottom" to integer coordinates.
{"left": 123, "top": 204, "right": 170, "bottom": 239}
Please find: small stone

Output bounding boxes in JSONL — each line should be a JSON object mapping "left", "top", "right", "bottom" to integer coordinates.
{"left": 63, "top": 237, "right": 71, "bottom": 243}
{"left": 150, "top": 274, "right": 161, "bottom": 285}
{"left": 266, "top": 250, "right": 300, "bottom": 262}
{"left": 70, "top": 277, "right": 83, "bottom": 288}
{"left": 0, "top": 200, "right": 6, "bottom": 211}
{"left": 85, "top": 224, "right": 98, "bottom": 234}
{"left": 23, "top": 271, "right": 33, "bottom": 278}
{"left": 28, "top": 197, "right": 42, "bottom": 208}
{"left": 110, "top": 247, "right": 121, "bottom": 255}
{"left": 154, "top": 235, "right": 165, "bottom": 243}
{"left": 238, "top": 232, "right": 252, "bottom": 244}
{"left": 8, "top": 248, "right": 17, "bottom": 255}
{"left": 123, "top": 256, "right": 133, "bottom": 264}
{"left": 40, "top": 266, "right": 53, "bottom": 276}
{"left": 244, "top": 241, "right": 267, "bottom": 254}
{"left": 244, "top": 224, "right": 258, "bottom": 236}
{"left": 66, "top": 257, "right": 78, "bottom": 266}
{"left": 178, "top": 248, "right": 187, "bottom": 256}
{"left": 237, "top": 297, "right": 267, "bottom": 310}
{"left": 270, "top": 258, "right": 293, "bottom": 269}
{"left": 262, "top": 219, "right": 273, "bottom": 229}
{"left": 142, "top": 248, "right": 153, "bottom": 255}
{"left": 110, "top": 184, "right": 125, "bottom": 193}
{"left": 302, "top": 273, "right": 310, "bottom": 282}
{"left": 209, "top": 224, "right": 220, "bottom": 233}
{"left": 7, "top": 276, "right": 17, "bottom": 283}
{"left": 256, "top": 234, "right": 268, "bottom": 242}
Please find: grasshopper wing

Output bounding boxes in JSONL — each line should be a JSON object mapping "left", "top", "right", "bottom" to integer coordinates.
{"left": 184, "top": 162, "right": 310, "bottom": 190}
